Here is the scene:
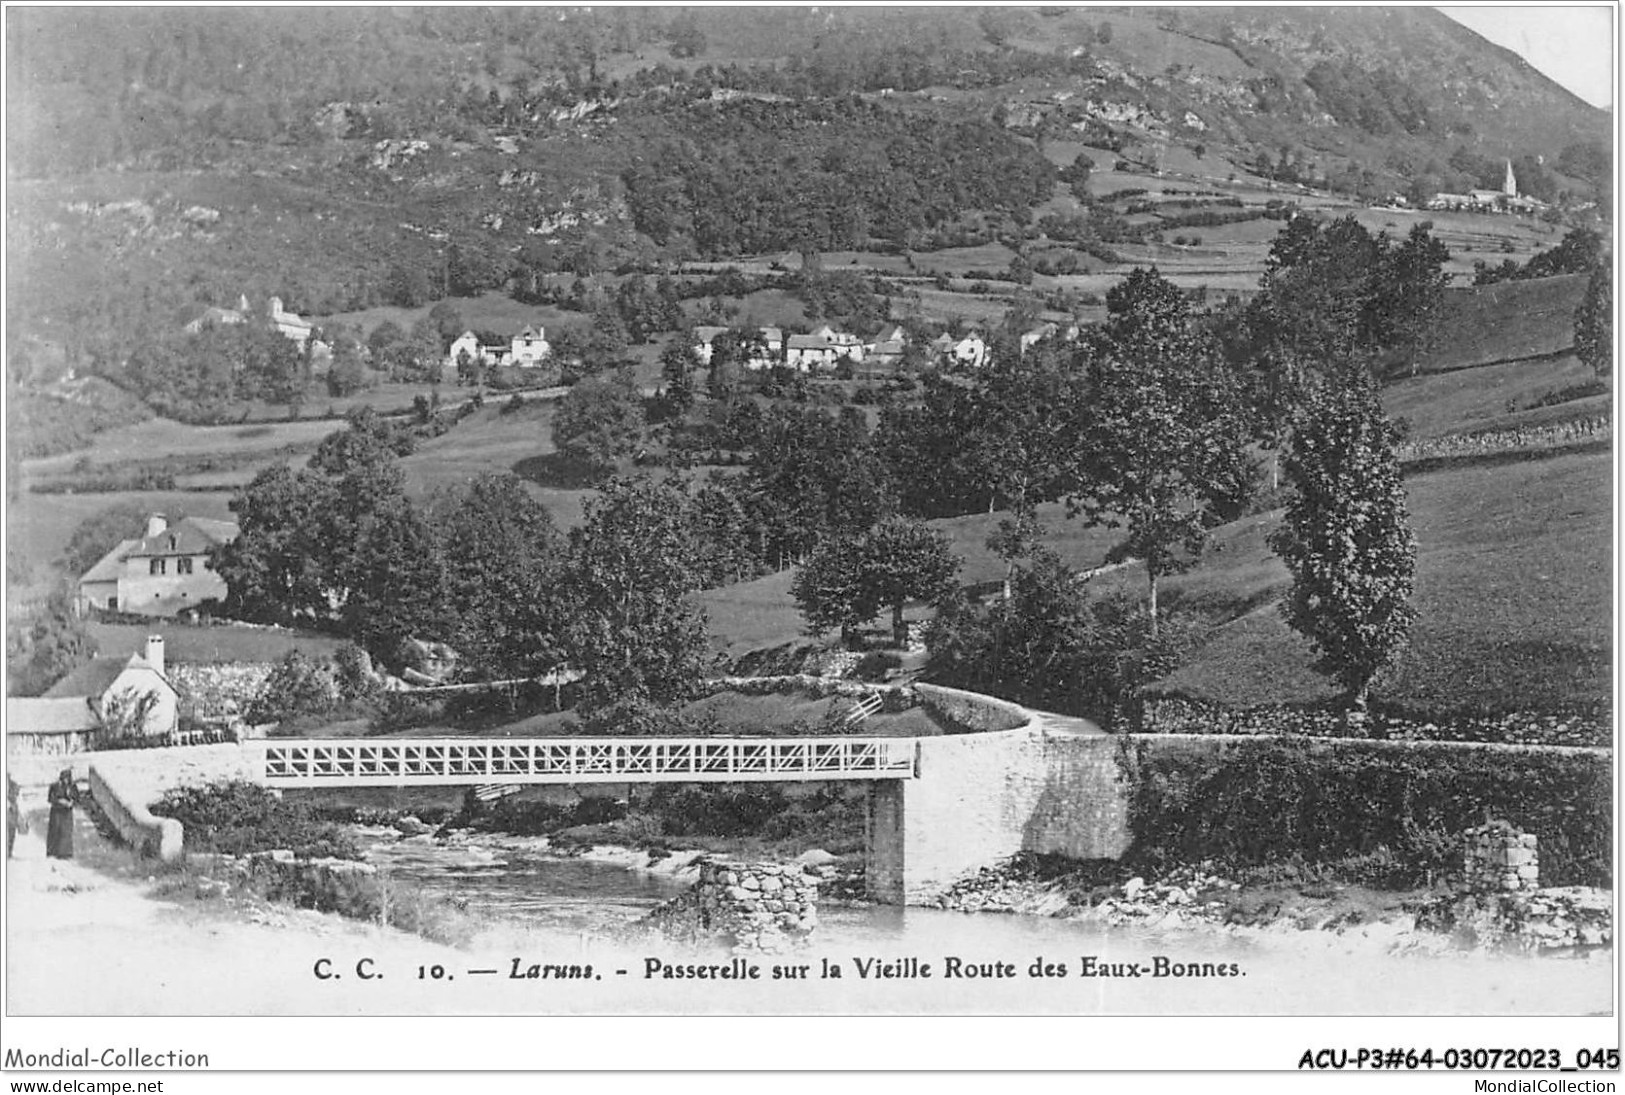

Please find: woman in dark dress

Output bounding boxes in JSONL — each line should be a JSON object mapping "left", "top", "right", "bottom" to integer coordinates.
{"left": 5, "top": 774, "right": 21, "bottom": 858}
{"left": 45, "top": 769, "right": 74, "bottom": 860}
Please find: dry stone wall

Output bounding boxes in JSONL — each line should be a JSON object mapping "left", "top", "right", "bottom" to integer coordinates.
{"left": 645, "top": 859, "right": 818, "bottom": 952}
{"left": 169, "top": 663, "right": 275, "bottom": 727}
{"left": 1464, "top": 822, "right": 1540, "bottom": 892}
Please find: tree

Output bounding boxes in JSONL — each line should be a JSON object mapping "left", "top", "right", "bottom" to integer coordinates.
{"left": 326, "top": 337, "right": 372, "bottom": 397}
{"left": 439, "top": 474, "right": 564, "bottom": 678}
{"left": 561, "top": 476, "right": 712, "bottom": 711}
{"left": 1267, "top": 371, "right": 1417, "bottom": 713}
{"left": 427, "top": 301, "right": 465, "bottom": 347}
{"left": 859, "top": 517, "right": 960, "bottom": 647}
{"left": 1365, "top": 222, "right": 1451, "bottom": 371}
{"left": 791, "top": 517, "right": 958, "bottom": 648}
{"left": 659, "top": 336, "right": 701, "bottom": 413}
{"left": 790, "top": 533, "right": 871, "bottom": 649}
{"left": 339, "top": 497, "right": 450, "bottom": 655}
{"left": 60, "top": 501, "right": 150, "bottom": 577}
{"left": 6, "top": 589, "right": 94, "bottom": 697}
{"left": 551, "top": 370, "right": 646, "bottom": 473}
{"left": 213, "top": 464, "right": 341, "bottom": 625}
{"left": 1069, "top": 268, "right": 1255, "bottom": 637}
{"left": 1574, "top": 266, "right": 1612, "bottom": 380}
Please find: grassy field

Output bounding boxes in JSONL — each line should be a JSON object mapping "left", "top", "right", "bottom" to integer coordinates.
{"left": 1383, "top": 353, "right": 1600, "bottom": 439}
{"left": 396, "top": 397, "right": 593, "bottom": 528}
{"left": 312, "top": 290, "right": 582, "bottom": 340}
{"left": 89, "top": 620, "right": 347, "bottom": 664}
{"left": 695, "top": 502, "right": 1127, "bottom": 659}
{"left": 1411, "top": 274, "right": 1587, "bottom": 373}
{"left": 1137, "top": 450, "right": 1612, "bottom": 715}
{"left": 20, "top": 417, "right": 340, "bottom": 476}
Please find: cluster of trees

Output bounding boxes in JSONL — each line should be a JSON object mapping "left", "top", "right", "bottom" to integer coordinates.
{"left": 122, "top": 323, "right": 311, "bottom": 420}
{"left": 1471, "top": 227, "right": 1605, "bottom": 286}
{"left": 1303, "top": 59, "right": 1439, "bottom": 137}
{"left": 1217, "top": 214, "right": 1451, "bottom": 438}
{"left": 213, "top": 414, "right": 718, "bottom": 713}
{"left": 619, "top": 99, "right": 1055, "bottom": 256}
{"left": 926, "top": 552, "right": 1200, "bottom": 726}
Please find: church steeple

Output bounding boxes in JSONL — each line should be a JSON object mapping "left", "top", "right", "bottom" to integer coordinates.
{"left": 1503, "top": 159, "right": 1518, "bottom": 198}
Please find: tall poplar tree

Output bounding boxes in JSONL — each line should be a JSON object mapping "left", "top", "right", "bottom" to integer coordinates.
{"left": 1268, "top": 369, "right": 1417, "bottom": 713}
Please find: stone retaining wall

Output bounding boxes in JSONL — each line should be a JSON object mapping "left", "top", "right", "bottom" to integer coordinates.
{"left": 1416, "top": 887, "right": 1612, "bottom": 952}
{"left": 645, "top": 859, "right": 818, "bottom": 951}
{"left": 706, "top": 675, "right": 915, "bottom": 712}
{"left": 1138, "top": 696, "right": 1610, "bottom": 747}
{"left": 912, "top": 683, "right": 1038, "bottom": 734}
{"left": 87, "top": 765, "right": 183, "bottom": 861}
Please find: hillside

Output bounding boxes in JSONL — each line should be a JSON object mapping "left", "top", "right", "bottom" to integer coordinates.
{"left": 1410, "top": 274, "right": 1589, "bottom": 374}
{"left": 1142, "top": 449, "right": 1611, "bottom": 717}
{"left": 6, "top": 6, "right": 1609, "bottom": 388}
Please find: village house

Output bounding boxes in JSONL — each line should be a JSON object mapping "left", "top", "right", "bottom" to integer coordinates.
{"left": 694, "top": 326, "right": 788, "bottom": 370}
{"left": 8, "top": 636, "right": 181, "bottom": 752}
{"left": 863, "top": 324, "right": 909, "bottom": 369}
{"left": 184, "top": 295, "right": 313, "bottom": 347}
{"left": 932, "top": 331, "right": 989, "bottom": 369}
{"left": 76, "top": 514, "right": 239, "bottom": 618}
{"left": 447, "top": 325, "right": 551, "bottom": 369}
{"left": 785, "top": 326, "right": 865, "bottom": 371}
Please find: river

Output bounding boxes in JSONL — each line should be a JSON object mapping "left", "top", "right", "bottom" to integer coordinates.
{"left": 356, "top": 827, "right": 1614, "bottom": 1016}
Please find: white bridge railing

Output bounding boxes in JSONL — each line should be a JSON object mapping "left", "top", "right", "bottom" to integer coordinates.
{"left": 258, "top": 736, "right": 918, "bottom": 787}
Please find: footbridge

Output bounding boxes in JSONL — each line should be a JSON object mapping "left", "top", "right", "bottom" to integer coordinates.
{"left": 259, "top": 736, "right": 917, "bottom": 787}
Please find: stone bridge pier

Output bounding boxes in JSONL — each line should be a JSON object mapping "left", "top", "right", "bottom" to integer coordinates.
{"left": 865, "top": 729, "right": 1132, "bottom": 904}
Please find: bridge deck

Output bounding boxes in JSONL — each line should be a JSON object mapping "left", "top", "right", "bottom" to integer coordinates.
{"left": 259, "top": 736, "right": 918, "bottom": 787}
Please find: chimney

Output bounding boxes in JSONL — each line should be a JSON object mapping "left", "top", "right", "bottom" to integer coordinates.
{"left": 144, "top": 635, "right": 165, "bottom": 678}
{"left": 145, "top": 513, "right": 168, "bottom": 539}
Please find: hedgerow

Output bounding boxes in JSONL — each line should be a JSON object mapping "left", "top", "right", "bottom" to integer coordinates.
{"left": 1117, "top": 736, "right": 1610, "bottom": 887}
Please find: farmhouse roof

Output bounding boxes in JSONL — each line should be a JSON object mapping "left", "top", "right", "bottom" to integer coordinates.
{"left": 125, "top": 516, "right": 239, "bottom": 559}
{"left": 787, "top": 334, "right": 832, "bottom": 350}
{"left": 43, "top": 656, "right": 136, "bottom": 700}
{"left": 693, "top": 326, "right": 730, "bottom": 344}
{"left": 44, "top": 652, "right": 174, "bottom": 701}
{"left": 5, "top": 697, "right": 98, "bottom": 735}
{"left": 80, "top": 539, "right": 141, "bottom": 585}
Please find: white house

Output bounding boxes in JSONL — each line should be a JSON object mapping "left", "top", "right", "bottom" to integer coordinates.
{"left": 448, "top": 325, "right": 551, "bottom": 369}
{"left": 510, "top": 325, "right": 549, "bottom": 366}
{"left": 37, "top": 635, "right": 180, "bottom": 742}
{"left": 183, "top": 295, "right": 312, "bottom": 347}
{"left": 448, "top": 330, "right": 484, "bottom": 366}
{"left": 785, "top": 326, "right": 865, "bottom": 371}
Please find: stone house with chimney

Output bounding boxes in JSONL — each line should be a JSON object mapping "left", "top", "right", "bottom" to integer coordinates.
{"left": 76, "top": 514, "right": 240, "bottom": 617}
{"left": 7, "top": 636, "right": 181, "bottom": 753}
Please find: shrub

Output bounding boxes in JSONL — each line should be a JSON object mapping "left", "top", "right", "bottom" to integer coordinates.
{"left": 650, "top": 784, "right": 790, "bottom": 837}
{"left": 152, "top": 780, "right": 360, "bottom": 859}
{"left": 246, "top": 650, "right": 342, "bottom": 724}
{"left": 853, "top": 650, "right": 902, "bottom": 681}
{"left": 368, "top": 691, "right": 444, "bottom": 734}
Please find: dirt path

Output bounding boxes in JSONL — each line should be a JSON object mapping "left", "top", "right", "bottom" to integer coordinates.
{"left": 5, "top": 821, "right": 469, "bottom": 1016}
